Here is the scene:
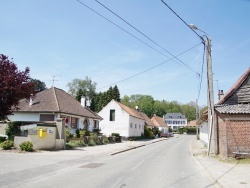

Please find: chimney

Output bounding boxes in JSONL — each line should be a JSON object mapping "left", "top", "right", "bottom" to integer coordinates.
{"left": 86, "top": 98, "right": 91, "bottom": 107}
{"left": 29, "top": 94, "right": 34, "bottom": 106}
{"left": 81, "top": 96, "right": 86, "bottom": 107}
{"left": 218, "top": 90, "right": 224, "bottom": 100}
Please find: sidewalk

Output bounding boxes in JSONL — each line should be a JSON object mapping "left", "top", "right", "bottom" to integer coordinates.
{"left": 190, "top": 138, "right": 250, "bottom": 188}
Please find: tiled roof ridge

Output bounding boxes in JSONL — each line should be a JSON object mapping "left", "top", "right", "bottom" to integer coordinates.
{"left": 85, "top": 107, "right": 103, "bottom": 120}
{"left": 115, "top": 100, "right": 144, "bottom": 120}
{"left": 217, "top": 67, "right": 250, "bottom": 105}
{"left": 52, "top": 87, "right": 60, "bottom": 111}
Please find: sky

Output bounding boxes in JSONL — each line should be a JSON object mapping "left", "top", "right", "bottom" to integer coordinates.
{"left": 1, "top": 0, "right": 250, "bottom": 107}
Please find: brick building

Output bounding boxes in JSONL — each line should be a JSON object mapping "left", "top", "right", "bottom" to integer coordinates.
{"left": 214, "top": 67, "right": 250, "bottom": 158}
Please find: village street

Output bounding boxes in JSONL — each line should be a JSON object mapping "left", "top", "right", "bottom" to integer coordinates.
{"left": 0, "top": 135, "right": 249, "bottom": 188}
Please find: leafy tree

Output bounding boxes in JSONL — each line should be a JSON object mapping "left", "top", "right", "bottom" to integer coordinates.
{"left": 90, "top": 85, "right": 121, "bottom": 112}
{"left": 67, "top": 77, "right": 96, "bottom": 101}
{"left": 137, "top": 95, "right": 154, "bottom": 117}
{"left": 0, "top": 54, "right": 34, "bottom": 120}
{"left": 30, "top": 79, "right": 47, "bottom": 93}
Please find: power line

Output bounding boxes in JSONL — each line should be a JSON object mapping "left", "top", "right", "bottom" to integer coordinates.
{"left": 160, "top": 0, "right": 204, "bottom": 41}
{"left": 76, "top": 0, "right": 199, "bottom": 75}
{"left": 94, "top": 0, "right": 198, "bottom": 75}
{"left": 97, "top": 43, "right": 202, "bottom": 90}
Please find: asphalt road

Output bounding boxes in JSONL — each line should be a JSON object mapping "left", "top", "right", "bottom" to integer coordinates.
{"left": 1, "top": 135, "right": 217, "bottom": 188}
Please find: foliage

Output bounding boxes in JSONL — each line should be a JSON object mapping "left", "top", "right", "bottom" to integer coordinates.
{"left": 65, "top": 142, "right": 76, "bottom": 149}
{"left": 67, "top": 77, "right": 96, "bottom": 102}
{"left": 88, "top": 138, "right": 96, "bottom": 146}
{"left": 30, "top": 79, "right": 47, "bottom": 93}
{"left": 19, "top": 141, "right": 33, "bottom": 152}
{"left": 68, "top": 140, "right": 86, "bottom": 147}
{"left": 6, "top": 121, "right": 22, "bottom": 140}
{"left": 0, "top": 136, "right": 7, "bottom": 143}
{"left": 102, "top": 136, "right": 109, "bottom": 145}
{"left": 168, "top": 127, "right": 173, "bottom": 133}
{"left": 91, "top": 85, "right": 121, "bottom": 112}
{"left": 1, "top": 140, "right": 14, "bottom": 150}
{"left": 0, "top": 54, "right": 35, "bottom": 120}
{"left": 121, "top": 94, "right": 199, "bottom": 122}
{"left": 75, "top": 129, "right": 80, "bottom": 138}
{"left": 111, "top": 133, "right": 120, "bottom": 137}
{"left": 144, "top": 126, "right": 154, "bottom": 139}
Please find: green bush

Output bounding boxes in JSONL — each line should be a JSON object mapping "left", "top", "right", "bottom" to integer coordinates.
{"left": 19, "top": 141, "right": 33, "bottom": 152}
{"left": 88, "top": 138, "right": 96, "bottom": 146}
{"left": 102, "top": 136, "right": 109, "bottom": 145}
{"left": 1, "top": 140, "right": 14, "bottom": 150}
{"left": 65, "top": 142, "right": 76, "bottom": 150}
{"left": 69, "top": 140, "right": 86, "bottom": 147}
{"left": 111, "top": 133, "right": 120, "bottom": 137}
{"left": 75, "top": 129, "right": 80, "bottom": 138}
{"left": 0, "top": 136, "right": 7, "bottom": 143}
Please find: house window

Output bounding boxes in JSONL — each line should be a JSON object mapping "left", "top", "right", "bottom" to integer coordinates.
{"left": 110, "top": 110, "right": 115, "bottom": 121}
{"left": 71, "top": 117, "right": 78, "bottom": 129}
{"left": 93, "top": 120, "right": 98, "bottom": 129}
{"left": 130, "top": 123, "right": 132, "bottom": 128}
{"left": 139, "top": 125, "right": 141, "bottom": 129}
{"left": 135, "top": 124, "right": 137, "bottom": 128}
{"left": 40, "top": 114, "right": 54, "bottom": 121}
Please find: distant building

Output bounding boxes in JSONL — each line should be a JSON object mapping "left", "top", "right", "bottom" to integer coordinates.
{"left": 164, "top": 113, "right": 187, "bottom": 131}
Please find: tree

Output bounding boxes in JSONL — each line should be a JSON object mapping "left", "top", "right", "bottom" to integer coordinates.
{"left": 0, "top": 54, "right": 34, "bottom": 120}
{"left": 30, "top": 79, "right": 47, "bottom": 93}
{"left": 67, "top": 77, "right": 97, "bottom": 101}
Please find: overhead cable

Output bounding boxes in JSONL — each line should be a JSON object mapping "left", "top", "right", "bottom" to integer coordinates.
{"left": 76, "top": 0, "right": 199, "bottom": 75}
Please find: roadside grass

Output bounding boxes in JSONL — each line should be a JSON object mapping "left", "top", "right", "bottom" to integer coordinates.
{"left": 215, "top": 156, "right": 250, "bottom": 165}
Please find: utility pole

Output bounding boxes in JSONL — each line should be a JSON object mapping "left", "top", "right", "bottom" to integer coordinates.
{"left": 206, "top": 37, "right": 215, "bottom": 156}
{"left": 189, "top": 24, "right": 215, "bottom": 156}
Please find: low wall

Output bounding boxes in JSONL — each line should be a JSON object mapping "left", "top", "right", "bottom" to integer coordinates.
{"left": 0, "top": 123, "right": 8, "bottom": 135}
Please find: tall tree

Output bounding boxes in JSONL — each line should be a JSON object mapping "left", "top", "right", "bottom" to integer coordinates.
{"left": 0, "top": 54, "right": 34, "bottom": 120}
{"left": 30, "top": 79, "right": 47, "bottom": 93}
{"left": 112, "top": 85, "right": 121, "bottom": 102}
{"left": 67, "top": 77, "right": 96, "bottom": 101}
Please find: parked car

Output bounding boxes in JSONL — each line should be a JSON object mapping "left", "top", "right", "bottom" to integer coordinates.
{"left": 160, "top": 132, "right": 173, "bottom": 138}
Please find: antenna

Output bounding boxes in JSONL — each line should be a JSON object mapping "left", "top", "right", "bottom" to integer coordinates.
{"left": 50, "top": 75, "right": 61, "bottom": 87}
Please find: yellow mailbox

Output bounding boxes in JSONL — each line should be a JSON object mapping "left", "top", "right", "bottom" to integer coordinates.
{"left": 38, "top": 128, "right": 47, "bottom": 138}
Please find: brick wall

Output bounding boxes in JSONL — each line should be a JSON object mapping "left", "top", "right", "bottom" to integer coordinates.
{"left": 216, "top": 114, "right": 250, "bottom": 158}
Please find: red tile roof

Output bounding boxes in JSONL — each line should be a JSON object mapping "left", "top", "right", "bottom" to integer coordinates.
{"left": 151, "top": 114, "right": 168, "bottom": 128}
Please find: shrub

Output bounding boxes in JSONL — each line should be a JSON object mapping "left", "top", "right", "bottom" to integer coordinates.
{"left": 6, "top": 122, "right": 22, "bottom": 140}
{"left": 111, "top": 133, "right": 120, "bottom": 137}
{"left": 102, "top": 136, "right": 109, "bottom": 145}
{"left": 1, "top": 140, "right": 14, "bottom": 150}
{"left": 88, "top": 138, "right": 96, "bottom": 146}
{"left": 19, "top": 141, "right": 33, "bottom": 152}
{"left": 0, "top": 136, "right": 7, "bottom": 143}
{"left": 69, "top": 140, "right": 86, "bottom": 147}
{"left": 65, "top": 142, "right": 76, "bottom": 150}
{"left": 75, "top": 129, "right": 80, "bottom": 138}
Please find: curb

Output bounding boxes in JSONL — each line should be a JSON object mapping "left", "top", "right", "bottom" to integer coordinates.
{"left": 110, "top": 138, "right": 168, "bottom": 155}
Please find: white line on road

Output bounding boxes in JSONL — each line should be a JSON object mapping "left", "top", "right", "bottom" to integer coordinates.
{"left": 131, "top": 160, "right": 144, "bottom": 171}
{"left": 147, "top": 153, "right": 154, "bottom": 158}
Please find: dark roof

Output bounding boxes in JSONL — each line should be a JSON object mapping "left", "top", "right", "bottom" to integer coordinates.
{"left": 215, "top": 67, "right": 250, "bottom": 114}
{"left": 15, "top": 87, "right": 102, "bottom": 120}
{"left": 215, "top": 104, "right": 250, "bottom": 114}
{"left": 217, "top": 67, "right": 250, "bottom": 105}
{"left": 164, "top": 113, "right": 186, "bottom": 119}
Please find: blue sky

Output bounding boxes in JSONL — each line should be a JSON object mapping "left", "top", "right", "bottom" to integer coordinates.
{"left": 1, "top": 0, "right": 249, "bottom": 106}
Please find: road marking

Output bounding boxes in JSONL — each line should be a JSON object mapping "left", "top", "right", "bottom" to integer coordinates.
{"left": 132, "top": 160, "right": 144, "bottom": 171}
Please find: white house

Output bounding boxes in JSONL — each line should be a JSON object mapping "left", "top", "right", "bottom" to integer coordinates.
{"left": 98, "top": 100, "right": 147, "bottom": 137}
{"left": 7, "top": 87, "right": 102, "bottom": 134}
{"left": 197, "top": 111, "right": 209, "bottom": 146}
{"left": 164, "top": 113, "right": 187, "bottom": 131}
{"left": 151, "top": 114, "right": 169, "bottom": 133}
